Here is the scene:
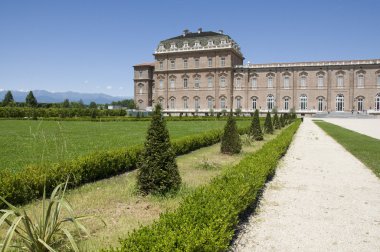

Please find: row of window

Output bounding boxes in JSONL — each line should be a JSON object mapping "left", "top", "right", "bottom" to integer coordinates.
{"left": 159, "top": 94, "right": 380, "bottom": 112}
{"left": 158, "top": 76, "right": 227, "bottom": 89}
{"left": 159, "top": 39, "right": 228, "bottom": 51}
{"left": 159, "top": 57, "right": 226, "bottom": 70}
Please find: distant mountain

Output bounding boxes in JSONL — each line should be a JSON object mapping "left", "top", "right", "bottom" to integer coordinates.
{"left": 0, "top": 90, "right": 131, "bottom": 104}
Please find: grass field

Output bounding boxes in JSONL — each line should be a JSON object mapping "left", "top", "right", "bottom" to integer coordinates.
{"left": 315, "top": 120, "right": 380, "bottom": 178}
{"left": 0, "top": 119, "right": 250, "bottom": 171}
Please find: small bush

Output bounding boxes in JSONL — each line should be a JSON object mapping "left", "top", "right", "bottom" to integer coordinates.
{"left": 264, "top": 111, "right": 274, "bottom": 134}
{"left": 273, "top": 111, "right": 281, "bottom": 130}
{"left": 221, "top": 113, "right": 242, "bottom": 154}
{"left": 249, "top": 109, "right": 263, "bottom": 141}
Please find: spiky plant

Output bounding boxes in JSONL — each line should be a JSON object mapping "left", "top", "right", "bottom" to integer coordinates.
{"left": 264, "top": 111, "right": 274, "bottom": 134}
{"left": 0, "top": 180, "right": 93, "bottom": 252}
{"left": 221, "top": 112, "right": 242, "bottom": 154}
{"left": 249, "top": 109, "right": 263, "bottom": 141}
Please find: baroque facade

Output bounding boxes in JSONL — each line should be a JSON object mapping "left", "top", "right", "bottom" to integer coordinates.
{"left": 134, "top": 29, "right": 380, "bottom": 114}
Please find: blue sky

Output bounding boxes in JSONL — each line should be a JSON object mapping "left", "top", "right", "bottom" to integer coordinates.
{"left": 0, "top": 0, "right": 379, "bottom": 97}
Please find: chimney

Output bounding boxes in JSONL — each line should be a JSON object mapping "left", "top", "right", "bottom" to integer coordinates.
{"left": 183, "top": 29, "right": 189, "bottom": 37}
{"left": 198, "top": 28, "right": 202, "bottom": 33}
{"left": 218, "top": 29, "right": 224, "bottom": 34}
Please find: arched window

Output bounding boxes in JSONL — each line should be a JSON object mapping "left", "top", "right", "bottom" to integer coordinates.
{"left": 235, "top": 77, "right": 241, "bottom": 89}
{"left": 183, "top": 78, "right": 188, "bottom": 89}
{"left": 169, "top": 97, "right": 175, "bottom": 109}
{"left": 194, "top": 77, "right": 200, "bottom": 89}
{"left": 220, "top": 76, "right": 226, "bottom": 88}
{"left": 158, "top": 97, "right": 164, "bottom": 104}
{"left": 318, "top": 75, "right": 324, "bottom": 88}
{"left": 375, "top": 94, "right": 380, "bottom": 111}
{"left": 159, "top": 79, "right": 163, "bottom": 89}
{"left": 300, "top": 76, "right": 307, "bottom": 88}
{"left": 284, "top": 97, "right": 290, "bottom": 110}
{"left": 207, "top": 97, "right": 214, "bottom": 109}
{"left": 194, "top": 97, "right": 200, "bottom": 109}
{"left": 138, "top": 83, "right": 143, "bottom": 94}
{"left": 138, "top": 99, "right": 144, "bottom": 107}
{"left": 267, "top": 95, "right": 275, "bottom": 110}
{"left": 357, "top": 97, "right": 364, "bottom": 111}
{"left": 183, "top": 97, "right": 188, "bottom": 109}
{"left": 251, "top": 77, "right": 257, "bottom": 89}
{"left": 267, "top": 76, "right": 273, "bottom": 88}
{"left": 299, "top": 95, "right": 307, "bottom": 110}
{"left": 207, "top": 76, "right": 213, "bottom": 88}
{"left": 170, "top": 79, "right": 175, "bottom": 89}
{"left": 235, "top": 96, "right": 242, "bottom": 109}
{"left": 252, "top": 97, "right": 257, "bottom": 110}
{"left": 284, "top": 76, "right": 290, "bottom": 89}
{"left": 337, "top": 75, "right": 344, "bottom": 87}
{"left": 357, "top": 74, "right": 364, "bottom": 88}
{"left": 318, "top": 97, "right": 324, "bottom": 112}
{"left": 336, "top": 94, "right": 344, "bottom": 111}
{"left": 220, "top": 97, "right": 226, "bottom": 109}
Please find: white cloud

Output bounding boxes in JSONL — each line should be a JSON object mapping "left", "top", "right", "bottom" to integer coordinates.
{"left": 106, "top": 85, "right": 112, "bottom": 90}
{"left": 0, "top": 89, "right": 4, "bottom": 92}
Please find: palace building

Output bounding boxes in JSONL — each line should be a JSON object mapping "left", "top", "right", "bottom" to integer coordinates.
{"left": 134, "top": 29, "right": 380, "bottom": 114}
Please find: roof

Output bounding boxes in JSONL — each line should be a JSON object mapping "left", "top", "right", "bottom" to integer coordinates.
{"left": 162, "top": 31, "right": 230, "bottom": 42}
{"left": 133, "top": 62, "right": 155, "bottom": 67}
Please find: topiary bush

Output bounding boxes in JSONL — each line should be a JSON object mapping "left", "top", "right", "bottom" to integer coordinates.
{"left": 137, "top": 104, "right": 181, "bottom": 195}
{"left": 280, "top": 114, "right": 285, "bottom": 127}
{"left": 264, "top": 111, "right": 274, "bottom": 134}
{"left": 273, "top": 111, "right": 281, "bottom": 130}
{"left": 250, "top": 109, "right": 263, "bottom": 141}
{"left": 220, "top": 113, "right": 242, "bottom": 154}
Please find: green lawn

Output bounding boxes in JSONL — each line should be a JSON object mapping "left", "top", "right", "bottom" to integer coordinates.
{"left": 0, "top": 119, "right": 250, "bottom": 171}
{"left": 315, "top": 121, "right": 380, "bottom": 178}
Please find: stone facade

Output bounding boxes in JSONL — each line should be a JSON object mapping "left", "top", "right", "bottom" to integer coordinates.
{"left": 134, "top": 29, "right": 380, "bottom": 114}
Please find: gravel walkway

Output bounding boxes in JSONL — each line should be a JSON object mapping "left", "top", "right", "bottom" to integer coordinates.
{"left": 231, "top": 118, "right": 380, "bottom": 251}
{"left": 322, "top": 118, "right": 380, "bottom": 140}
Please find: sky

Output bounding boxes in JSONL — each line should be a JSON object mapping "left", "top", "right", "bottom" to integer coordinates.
{"left": 0, "top": 0, "right": 379, "bottom": 97}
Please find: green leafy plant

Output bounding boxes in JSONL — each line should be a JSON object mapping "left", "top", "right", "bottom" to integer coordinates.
{"left": 250, "top": 109, "right": 263, "bottom": 141}
{"left": 196, "top": 157, "right": 220, "bottom": 170}
{"left": 0, "top": 180, "right": 93, "bottom": 252}
{"left": 264, "top": 111, "right": 274, "bottom": 134}
{"left": 280, "top": 114, "right": 285, "bottom": 127}
{"left": 273, "top": 111, "right": 281, "bottom": 130}
{"left": 221, "top": 113, "right": 242, "bottom": 154}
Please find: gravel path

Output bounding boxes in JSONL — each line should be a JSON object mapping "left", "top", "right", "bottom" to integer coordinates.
{"left": 231, "top": 118, "right": 380, "bottom": 251}
{"left": 322, "top": 118, "right": 380, "bottom": 140}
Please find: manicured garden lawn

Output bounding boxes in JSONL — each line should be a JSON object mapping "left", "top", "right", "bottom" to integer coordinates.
{"left": 315, "top": 120, "right": 380, "bottom": 178}
{"left": 0, "top": 119, "right": 250, "bottom": 171}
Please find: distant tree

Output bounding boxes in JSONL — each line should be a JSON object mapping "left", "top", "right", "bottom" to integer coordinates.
{"left": 111, "top": 99, "right": 136, "bottom": 109}
{"left": 78, "top": 99, "right": 85, "bottom": 109}
{"left": 137, "top": 104, "right": 181, "bottom": 195}
{"left": 221, "top": 112, "right": 242, "bottom": 154}
{"left": 2, "top": 91, "right": 14, "bottom": 106}
{"left": 89, "top": 101, "right": 97, "bottom": 109}
{"left": 273, "top": 111, "right": 281, "bottom": 130}
{"left": 264, "top": 111, "right": 274, "bottom": 134}
{"left": 250, "top": 109, "right": 263, "bottom": 141}
{"left": 25, "top": 91, "right": 38, "bottom": 107}
{"left": 62, "top": 99, "right": 70, "bottom": 108}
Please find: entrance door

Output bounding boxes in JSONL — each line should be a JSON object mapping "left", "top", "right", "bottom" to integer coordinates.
{"left": 336, "top": 95, "right": 344, "bottom": 111}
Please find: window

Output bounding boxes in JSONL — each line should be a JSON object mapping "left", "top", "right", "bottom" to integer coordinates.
{"left": 300, "top": 76, "right": 307, "bottom": 88}
{"left": 207, "top": 77, "right": 213, "bottom": 88}
{"left": 207, "top": 97, "right": 213, "bottom": 109}
{"left": 195, "top": 58, "right": 199, "bottom": 68}
{"left": 183, "top": 97, "right": 188, "bottom": 109}
{"left": 375, "top": 93, "right": 380, "bottom": 111}
{"left": 284, "top": 76, "right": 289, "bottom": 89}
{"left": 299, "top": 95, "right": 307, "bottom": 110}
{"left": 357, "top": 98, "right": 364, "bottom": 111}
{"left": 170, "top": 79, "right": 175, "bottom": 89}
{"left": 220, "top": 97, "right": 226, "bottom": 109}
{"left": 183, "top": 59, "right": 188, "bottom": 69}
{"left": 252, "top": 97, "right": 257, "bottom": 110}
{"left": 170, "top": 97, "right": 175, "bottom": 109}
{"left": 220, "top": 76, "right": 226, "bottom": 88}
{"left": 284, "top": 97, "right": 289, "bottom": 110}
{"left": 183, "top": 42, "right": 189, "bottom": 48}
{"left": 170, "top": 60, "right": 175, "bottom": 69}
{"left": 194, "top": 77, "right": 200, "bottom": 89}
{"left": 220, "top": 57, "right": 225, "bottom": 67}
{"left": 138, "top": 84, "right": 143, "bottom": 94}
{"left": 183, "top": 78, "right": 188, "bottom": 89}
{"left": 159, "top": 44, "right": 164, "bottom": 50}
{"left": 358, "top": 74, "right": 364, "bottom": 88}
{"left": 194, "top": 41, "right": 200, "bottom": 47}
{"left": 318, "top": 98, "right": 324, "bottom": 111}
{"left": 139, "top": 71, "right": 143, "bottom": 78}
{"left": 337, "top": 76, "right": 344, "bottom": 87}
{"left": 170, "top": 43, "right": 176, "bottom": 49}
{"left": 158, "top": 97, "right": 164, "bottom": 104}
{"left": 267, "top": 95, "right": 274, "bottom": 110}
{"left": 221, "top": 40, "right": 226, "bottom": 45}
{"left": 318, "top": 75, "right": 324, "bottom": 88}
{"left": 194, "top": 97, "right": 200, "bottom": 109}
{"left": 236, "top": 97, "right": 242, "bottom": 109}
{"left": 208, "top": 40, "right": 213, "bottom": 46}
{"left": 159, "top": 79, "right": 163, "bottom": 89}
{"left": 235, "top": 77, "right": 241, "bottom": 89}
{"left": 159, "top": 61, "right": 163, "bottom": 70}
{"left": 377, "top": 75, "right": 380, "bottom": 87}
{"left": 267, "top": 76, "right": 273, "bottom": 88}
{"left": 251, "top": 78, "right": 257, "bottom": 89}
{"left": 336, "top": 94, "right": 344, "bottom": 111}
{"left": 208, "top": 58, "right": 212, "bottom": 67}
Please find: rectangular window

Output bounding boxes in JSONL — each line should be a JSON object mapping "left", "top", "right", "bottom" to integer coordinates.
{"left": 195, "top": 58, "right": 199, "bottom": 68}
{"left": 159, "top": 61, "right": 163, "bottom": 70}
{"left": 170, "top": 79, "right": 175, "bottom": 89}
{"left": 170, "top": 60, "right": 175, "bottom": 69}
{"left": 139, "top": 71, "right": 143, "bottom": 78}
{"left": 208, "top": 58, "right": 212, "bottom": 67}
{"left": 318, "top": 76, "right": 324, "bottom": 87}
{"left": 183, "top": 59, "right": 188, "bottom": 69}
{"left": 183, "top": 78, "right": 188, "bottom": 89}
{"left": 284, "top": 98, "right": 289, "bottom": 110}
{"left": 318, "top": 98, "right": 323, "bottom": 111}
{"left": 236, "top": 98, "right": 241, "bottom": 108}
{"left": 358, "top": 75, "right": 364, "bottom": 88}
{"left": 268, "top": 77, "right": 273, "bottom": 88}
{"left": 195, "top": 78, "right": 200, "bottom": 89}
{"left": 207, "top": 98, "right": 213, "bottom": 109}
{"left": 235, "top": 78, "right": 241, "bottom": 89}
{"left": 220, "top": 57, "right": 225, "bottom": 67}
{"left": 220, "top": 77, "right": 226, "bottom": 88}
{"left": 252, "top": 98, "right": 257, "bottom": 110}
{"left": 220, "top": 98, "right": 226, "bottom": 109}
{"left": 194, "top": 98, "right": 199, "bottom": 109}
{"left": 300, "top": 76, "right": 306, "bottom": 88}
{"left": 159, "top": 79, "right": 163, "bottom": 89}
{"left": 337, "top": 76, "right": 344, "bottom": 87}
{"left": 183, "top": 99, "right": 188, "bottom": 109}
{"left": 207, "top": 77, "right": 213, "bottom": 88}
{"left": 284, "top": 76, "right": 289, "bottom": 88}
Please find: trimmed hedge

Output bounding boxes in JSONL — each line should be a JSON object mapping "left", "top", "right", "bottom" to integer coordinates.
{"left": 109, "top": 120, "right": 301, "bottom": 252}
{"left": 0, "top": 125, "right": 251, "bottom": 207}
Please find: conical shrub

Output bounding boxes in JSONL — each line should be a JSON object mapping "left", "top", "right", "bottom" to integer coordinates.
{"left": 273, "top": 112, "right": 281, "bottom": 130}
{"left": 137, "top": 104, "right": 181, "bottom": 195}
{"left": 250, "top": 109, "right": 263, "bottom": 141}
{"left": 264, "top": 111, "right": 274, "bottom": 134}
{"left": 221, "top": 113, "right": 242, "bottom": 154}
{"left": 280, "top": 114, "right": 285, "bottom": 127}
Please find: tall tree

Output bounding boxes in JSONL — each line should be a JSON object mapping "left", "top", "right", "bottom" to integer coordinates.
{"left": 137, "top": 104, "right": 181, "bottom": 195}
{"left": 2, "top": 91, "right": 14, "bottom": 106}
{"left": 264, "top": 111, "right": 274, "bottom": 134}
{"left": 250, "top": 109, "right": 263, "bottom": 141}
{"left": 62, "top": 99, "right": 70, "bottom": 108}
{"left": 89, "top": 101, "right": 97, "bottom": 109}
{"left": 221, "top": 112, "right": 242, "bottom": 154}
{"left": 25, "top": 91, "right": 38, "bottom": 107}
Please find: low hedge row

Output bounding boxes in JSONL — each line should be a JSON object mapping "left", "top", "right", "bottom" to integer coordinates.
{"left": 110, "top": 120, "right": 301, "bottom": 251}
{"left": 0, "top": 126, "right": 250, "bottom": 207}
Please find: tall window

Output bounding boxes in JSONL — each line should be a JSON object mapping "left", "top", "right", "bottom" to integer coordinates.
{"left": 357, "top": 98, "right": 363, "bottom": 111}
{"left": 267, "top": 76, "right": 273, "bottom": 88}
{"left": 207, "top": 77, "right": 213, "bottom": 88}
{"left": 375, "top": 94, "right": 380, "bottom": 111}
{"left": 207, "top": 40, "right": 213, "bottom": 46}
{"left": 194, "top": 97, "right": 200, "bottom": 109}
{"left": 358, "top": 74, "right": 364, "bottom": 88}
{"left": 236, "top": 97, "right": 242, "bottom": 109}
{"left": 194, "top": 41, "right": 200, "bottom": 47}
{"left": 284, "top": 97, "right": 289, "bottom": 110}
{"left": 267, "top": 95, "right": 274, "bottom": 110}
{"left": 220, "top": 57, "right": 225, "bottom": 67}
{"left": 252, "top": 97, "right": 257, "bottom": 110}
{"left": 194, "top": 77, "right": 200, "bottom": 89}
{"left": 299, "top": 95, "right": 307, "bottom": 110}
{"left": 336, "top": 94, "right": 344, "bottom": 111}
{"left": 170, "top": 97, "right": 175, "bottom": 109}
{"left": 318, "top": 97, "right": 324, "bottom": 112}
{"left": 251, "top": 78, "right": 257, "bottom": 89}
{"left": 220, "top": 97, "right": 226, "bottom": 109}
{"left": 159, "top": 61, "right": 163, "bottom": 70}
{"left": 159, "top": 79, "right": 163, "bottom": 89}
{"left": 300, "top": 76, "right": 307, "bottom": 88}
{"left": 139, "top": 71, "right": 143, "bottom": 78}
{"left": 170, "top": 79, "right": 175, "bottom": 89}
{"left": 138, "top": 84, "right": 143, "bottom": 94}
{"left": 208, "top": 58, "right": 212, "bottom": 67}
{"left": 284, "top": 76, "right": 290, "bottom": 89}
{"left": 195, "top": 58, "right": 199, "bottom": 68}
{"left": 183, "top": 97, "right": 188, "bottom": 109}
{"left": 183, "top": 59, "right": 188, "bottom": 69}
{"left": 337, "top": 76, "right": 344, "bottom": 87}
{"left": 318, "top": 75, "right": 324, "bottom": 88}
{"left": 235, "top": 77, "right": 241, "bottom": 89}
{"left": 170, "top": 60, "right": 175, "bottom": 69}
{"left": 207, "top": 97, "right": 213, "bottom": 109}
{"left": 220, "top": 76, "right": 226, "bottom": 88}
{"left": 183, "top": 78, "right": 188, "bottom": 89}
